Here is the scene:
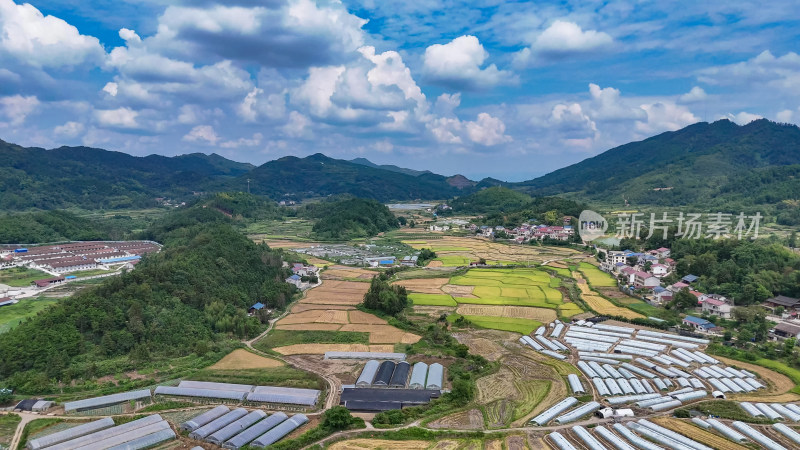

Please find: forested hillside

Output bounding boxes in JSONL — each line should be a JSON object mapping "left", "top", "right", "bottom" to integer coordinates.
{"left": 0, "top": 207, "right": 294, "bottom": 392}
{"left": 0, "top": 140, "right": 253, "bottom": 210}
{"left": 0, "top": 211, "right": 110, "bottom": 244}
{"left": 238, "top": 153, "right": 463, "bottom": 201}
{"left": 444, "top": 187, "right": 586, "bottom": 227}
{"left": 515, "top": 119, "right": 800, "bottom": 209}
{"left": 301, "top": 197, "right": 400, "bottom": 240}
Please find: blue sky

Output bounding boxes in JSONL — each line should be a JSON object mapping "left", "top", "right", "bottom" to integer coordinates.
{"left": 1, "top": 0, "right": 799, "bottom": 181}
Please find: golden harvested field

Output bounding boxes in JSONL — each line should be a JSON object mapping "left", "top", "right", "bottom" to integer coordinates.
{"left": 403, "top": 236, "right": 582, "bottom": 267}
{"left": 652, "top": 418, "right": 749, "bottom": 450}
{"left": 275, "top": 323, "right": 343, "bottom": 331}
{"left": 324, "top": 265, "right": 377, "bottom": 280}
{"left": 273, "top": 343, "right": 395, "bottom": 355}
{"left": 349, "top": 310, "right": 389, "bottom": 324}
{"left": 329, "top": 440, "right": 430, "bottom": 450}
{"left": 280, "top": 274, "right": 416, "bottom": 344}
{"left": 427, "top": 409, "right": 484, "bottom": 430}
{"left": 456, "top": 305, "right": 557, "bottom": 322}
{"left": 263, "top": 240, "right": 325, "bottom": 249}
{"left": 208, "top": 349, "right": 283, "bottom": 369}
{"left": 454, "top": 333, "right": 507, "bottom": 361}
{"left": 574, "top": 272, "right": 644, "bottom": 319}
{"left": 393, "top": 278, "right": 450, "bottom": 294}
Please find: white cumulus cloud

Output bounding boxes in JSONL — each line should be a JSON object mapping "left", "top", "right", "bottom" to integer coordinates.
{"left": 726, "top": 111, "right": 763, "bottom": 125}
{"left": 515, "top": 20, "right": 613, "bottom": 66}
{"left": 679, "top": 86, "right": 707, "bottom": 103}
{"left": 54, "top": 121, "right": 85, "bottom": 137}
{"left": 423, "top": 35, "right": 515, "bottom": 89}
{"left": 636, "top": 102, "right": 699, "bottom": 134}
{"left": 465, "top": 113, "right": 512, "bottom": 146}
{"left": 0, "top": 0, "right": 104, "bottom": 68}
{"left": 182, "top": 124, "right": 220, "bottom": 144}
{"left": 0, "top": 94, "right": 39, "bottom": 126}
{"left": 95, "top": 107, "right": 139, "bottom": 129}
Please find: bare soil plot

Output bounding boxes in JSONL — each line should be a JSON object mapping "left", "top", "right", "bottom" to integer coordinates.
{"left": 277, "top": 309, "right": 349, "bottom": 325}
{"left": 427, "top": 409, "right": 484, "bottom": 430}
{"left": 430, "top": 441, "right": 461, "bottom": 450}
{"left": 273, "top": 343, "right": 395, "bottom": 355}
{"left": 348, "top": 310, "right": 388, "bottom": 324}
{"left": 274, "top": 323, "right": 344, "bottom": 331}
{"left": 393, "top": 278, "right": 450, "bottom": 294}
{"left": 427, "top": 260, "right": 444, "bottom": 267}
{"left": 442, "top": 285, "right": 476, "bottom": 297}
{"left": 324, "top": 266, "right": 378, "bottom": 280}
{"left": 505, "top": 435, "right": 527, "bottom": 450}
{"left": 301, "top": 281, "right": 370, "bottom": 305}
{"left": 651, "top": 418, "right": 748, "bottom": 450}
{"left": 484, "top": 440, "right": 502, "bottom": 450}
{"left": 208, "top": 349, "right": 284, "bottom": 369}
{"left": 291, "top": 303, "right": 353, "bottom": 313}
{"left": 454, "top": 333, "right": 507, "bottom": 362}
{"left": 455, "top": 305, "right": 557, "bottom": 322}
{"left": 329, "top": 440, "right": 431, "bottom": 450}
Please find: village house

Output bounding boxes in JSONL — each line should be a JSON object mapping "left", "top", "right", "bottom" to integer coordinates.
{"left": 690, "top": 291, "right": 709, "bottom": 305}
{"left": 681, "top": 274, "right": 700, "bottom": 284}
{"left": 619, "top": 266, "right": 636, "bottom": 285}
{"left": 401, "top": 256, "right": 418, "bottom": 267}
{"left": 633, "top": 271, "right": 660, "bottom": 289}
{"left": 682, "top": 315, "right": 718, "bottom": 333}
{"left": 285, "top": 274, "right": 302, "bottom": 288}
{"left": 655, "top": 247, "right": 671, "bottom": 258}
{"left": 772, "top": 322, "right": 800, "bottom": 340}
{"left": 702, "top": 296, "right": 732, "bottom": 319}
{"left": 649, "top": 263, "right": 668, "bottom": 277}
{"left": 248, "top": 302, "right": 266, "bottom": 315}
{"left": 601, "top": 250, "right": 628, "bottom": 271}
{"left": 668, "top": 281, "right": 690, "bottom": 293}
{"left": 764, "top": 295, "right": 800, "bottom": 313}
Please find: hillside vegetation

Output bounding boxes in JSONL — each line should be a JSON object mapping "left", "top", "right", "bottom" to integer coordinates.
{"left": 302, "top": 197, "right": 400, "bottom": 240}
{"left": 516, "top": 119, "right": 800, "bottom": 211}
{"left": 0, "top": 207, "right": 294, "bottom": 392}
{"left": 445, "top": 187, "right": 586, "bottom": 226}
{"left": 0, "top": 210, "right": 111, "bottom": 244}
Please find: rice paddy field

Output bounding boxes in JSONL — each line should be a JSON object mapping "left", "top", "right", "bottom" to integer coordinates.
{"left": 401, "top": 235, "right": 583, "bottom": 267}
{"left": 268, "top": 266, "right": 420, "bottom": 348}
{"left": 577, "top": 262, "right": 617, "bottom": 287}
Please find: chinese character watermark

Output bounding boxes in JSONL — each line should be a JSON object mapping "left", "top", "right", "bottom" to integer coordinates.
{"left": 578, "top": 210, "right": 761, "bottom": 242}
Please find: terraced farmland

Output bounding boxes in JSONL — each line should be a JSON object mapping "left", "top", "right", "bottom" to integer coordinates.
{"left": 401, "top": 235, "right": 583, "bottom": 267}
{"left": 577, "top": 262, "right": 617, "bottom": 287}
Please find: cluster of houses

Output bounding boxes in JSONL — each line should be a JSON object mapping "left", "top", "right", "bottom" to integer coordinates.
{"left": 1, "top": 241, "right": 160, "bottom": 275}
{"left": 466, "top": 223, "right": 575, "bottom": 242}
{"left": 284, "top": 263, "right": 319, "bottom": 289}
{"left": 599, "top": 247, "right": 736, "bottom": 331}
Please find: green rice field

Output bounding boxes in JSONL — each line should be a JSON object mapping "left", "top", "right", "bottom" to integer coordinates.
{"left": 409, "top": 293, "right": 458, "bottom": 306}
{"left": 449, "top": 269, "right": 563, "bottom": 308}
{"left": 578, "top": 262, "right": 617, "bottom": 287}
{"left": 448, "top": 314, "right": 543, "bottom": 334}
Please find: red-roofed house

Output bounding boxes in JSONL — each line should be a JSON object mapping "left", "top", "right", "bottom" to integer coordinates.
{"left": 690, "top": 291, "right": 709, "bottom": 304}
{"left": 633, "top": 271, "right": 660, "bottom": 289}
{"left": 702, "top": 297, "right": 732, "bottom": 319}
{"left": 655, "top": 247, "right": 671, "bottom": 258}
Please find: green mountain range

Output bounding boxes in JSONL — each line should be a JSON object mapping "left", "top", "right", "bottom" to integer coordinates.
{"left": 515, "top": 119, "right": 800, "bottom": 211}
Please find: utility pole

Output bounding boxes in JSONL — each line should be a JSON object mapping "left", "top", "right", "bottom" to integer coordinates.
{"left": 247, "top": 179, "right": 251, "bottom": 194}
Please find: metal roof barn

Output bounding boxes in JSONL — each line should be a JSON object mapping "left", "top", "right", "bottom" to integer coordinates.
{"left": 426, "top": 363, "right": 444, "bottom": 390}
{"left": 531, "top": 397, "right": 578, "bottom": 426}
{"left": 409, "top": 362, "right": 428, "bottom": 389}
{"left": 251, "top": 414, "right": 309, "bottom": 447}
{"left": 208, "top": 410, "right": 267, "bottom": 445}
{"left": 179, "top": 381, "right": 254, "bottom": 392}
{"left": 592, "top": 378, "right": 611, "bottom": 397}
{"left": 731, "top": 421, "right": 788, "bottom": 450}
{"left": 246, "top": 392, "right": 317, "bottom": 406}
{"left": 324, "top": 351, "right": 405, "bottom": 360}
{"left": 223, "top": 412, "right": 288, "bottom": 450}
{"left": 182, "top": 406, "right": 231, "bottom": 431}
{"left": 573, "top": 425, "right": 609, "bottom": 450}
{"left": 390, "top": 361, "right": 410, "bottom": 387}
{"left": 594, "top": 425, "right": 636, "bottom": 450}
{"left": 554, "top": 401, "right": 602, "bottom": 424}
{"left": 155, "top": 386, "right": 246, "bottom": 401}
{"left": 27, "top": 417, "right": 114, "bottom": 450}
{"left": 374, "top": 361, "right": 396, "bottom": 386}
{"left": 79, "top": 421, "right": 171, "bottom": 450}
{"left": 104, "top": 428, "right": 175, "bottom": 450}
{"left": 612, "top": 424, "right": 661, "bottom": 450}
{"left": 356, "top": 360, "right": 380, "bottom": 387}
{"left": 773, "top": 423, "right": 800, "bottom": 445}
{"left": 638, "top": 419, "right": 714, "bottom": 450}
{"left": 63, "top": 389, "right": 152, "bottom": 412}
{"left": 567, "top": 374, "right": 585, "bottom": 394}
{"left": 47, "top": 415, "right": 165, "bottom": 450}
{"left": 548, "top": 432, "right": 577, "bottom": 450}
{"left": 190, "top": 408, "right": 249, "bottom": 440}
{"left": 626, "top": 422, "right": 692, "bottom": 450}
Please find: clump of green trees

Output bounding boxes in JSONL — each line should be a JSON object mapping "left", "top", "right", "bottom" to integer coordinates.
{"left": 362, "top": 273, "right": 409, "bottom": 316}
